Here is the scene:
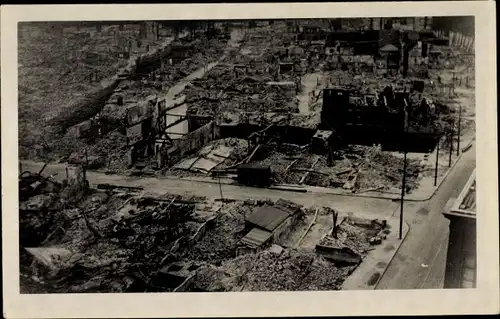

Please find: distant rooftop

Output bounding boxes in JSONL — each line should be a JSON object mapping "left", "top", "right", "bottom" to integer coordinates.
{"left": 245, "top": 205, "right": 292, "bottom": 232}
{"left": 448, "top": 169, "right": 476, "bottom": 219}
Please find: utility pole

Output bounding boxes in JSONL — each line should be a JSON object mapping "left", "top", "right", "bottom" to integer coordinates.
{"left": 434, "top": 137, "right": 440, "bottom": 186}
{"left": 332, "top": 210, "right": 338, "bottom": 238}
{"left": 399, "top": 107, "right": 408, "bottom": 240}
{"left": 83, "top": 147, "right": 89, "bottom": 182}
{"left": 457, "top": 104, "right": 462, "bottom": 156}
{"left": 448, "top": 120, "right": 454, "bottom": 167}
{"left": 399, "top": 147, "right": 407, "bottom": 240}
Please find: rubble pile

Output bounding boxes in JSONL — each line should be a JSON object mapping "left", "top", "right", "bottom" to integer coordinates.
{"left": 165, "top": 38, "right": 227, "bottom": 82}
{"left": 312, "top": 145, "right": 420, "bottom": 192}
{"left": 318, "top": 222, "right": 372, "bottom": 256}
{"left": 355, "top": 150, "right": 421, "bottom": 192}
{"left": 193, "top": 265, "right": 239, "bottom": 292}
{"left": 195, "top": 248, "right": 354, "bottom": 291}
{"left": 185, "top": 65, "right": 299, "bottom": 117}
{"left": 20, "top": 181, "right": 378, "bottom": 293}
{"left": 184, "top": 27, "right": 305, "bottom": 119}
{"left": 19, "top": 185, "right": 205, "bottom": 292}
{"left": 100, "top": 38, "right": 227, "bottom": 123}
{"left": 66, "top": 131, "right": 129, "bottom": 170}
{"left": 19, "top": 24, "right": 227, "bottom": 164}
{"left": 304, "top": 156, "right": 353, "bottom": 188}
{"left": 18, "top": 24, "right": 146, "bottom": 161}
{"left": 246, "top": 143, "right": 421, "bottom": 192}
{"left": 179, "top": 203, "right": 247, "bottom": 265}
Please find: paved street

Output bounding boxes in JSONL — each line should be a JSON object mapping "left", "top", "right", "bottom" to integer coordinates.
{"left": 376, "top": 143, "right": 476, "bottom": 289}
{"left": 20, "top": 161, "right": 398, "bottom": 218}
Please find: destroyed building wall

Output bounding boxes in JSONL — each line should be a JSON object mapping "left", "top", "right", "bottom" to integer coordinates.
{"left": 167, "top": 120, "right": 220, "bottom": 165}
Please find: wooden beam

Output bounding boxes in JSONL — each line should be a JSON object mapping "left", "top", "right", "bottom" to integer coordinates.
{"left": 299, "top": 157, "right": 320, "bottom": 184}
{"left": 295, "top": 208, "right": 318, "bottom": 248}
{"left": 284, "top": 159, "right": 298, "bottom": 173}
{"left": 292, "top": 168, "right": 329, "bottom": 176}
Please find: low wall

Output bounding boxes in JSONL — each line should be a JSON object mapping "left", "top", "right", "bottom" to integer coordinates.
{"left": 167, "top": 120, "right": 221, "bottom": 166}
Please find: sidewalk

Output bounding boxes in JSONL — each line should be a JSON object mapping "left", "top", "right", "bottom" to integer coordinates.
{"left": 342, "top": 216, "right": 410, "bottom": 290}
{"left": 411, "top": 134, "right": 475, "bottom": 200}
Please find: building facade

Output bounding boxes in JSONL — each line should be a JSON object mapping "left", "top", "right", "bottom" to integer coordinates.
{"left": 443, "top": 169, "right": 476, "bottom": 288}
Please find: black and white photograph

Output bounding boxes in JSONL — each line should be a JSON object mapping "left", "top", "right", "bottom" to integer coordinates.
{"left": 2, "top": 2, "right": 498, "bottom": 318}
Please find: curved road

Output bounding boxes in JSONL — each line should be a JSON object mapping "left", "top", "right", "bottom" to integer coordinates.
{"left": 376, "top": 143, "right": 476, "bottom": 289}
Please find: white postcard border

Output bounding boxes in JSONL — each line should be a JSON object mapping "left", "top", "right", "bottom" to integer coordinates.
{"left": 2, "top": 2, "right": 498, "bottom": 318}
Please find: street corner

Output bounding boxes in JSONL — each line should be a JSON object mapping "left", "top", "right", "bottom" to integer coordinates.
{"left": 341, "top": 217, "right": 409, "bottom": 290}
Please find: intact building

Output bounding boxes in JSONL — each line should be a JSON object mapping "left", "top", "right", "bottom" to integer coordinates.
{"left": 443, "top": 168, "right": 476, "bottom": 288}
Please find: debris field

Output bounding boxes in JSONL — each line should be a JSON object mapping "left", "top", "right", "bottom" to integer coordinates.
{"left": 19, "top": 167, "right": 388, "bottom": 293}
{"left": 18, "top": 19, "right": 476, "bottom": 293}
